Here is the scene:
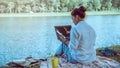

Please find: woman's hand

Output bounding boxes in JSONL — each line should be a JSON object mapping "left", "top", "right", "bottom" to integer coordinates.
{"left": 58, "top": 35, "right": 69, "bottom": 46}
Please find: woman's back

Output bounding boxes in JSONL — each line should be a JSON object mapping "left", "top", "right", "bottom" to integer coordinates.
{"left": 69, "top": 21, "right": 96, "bottom": 63}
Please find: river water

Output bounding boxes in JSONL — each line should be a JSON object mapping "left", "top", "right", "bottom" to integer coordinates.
{"left": 0, "top": 15, "right": 120, "bottom": 66}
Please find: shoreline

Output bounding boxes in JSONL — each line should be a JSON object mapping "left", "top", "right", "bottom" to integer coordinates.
{"left": 0, "top": 11, "right": 120, "bottom": 17}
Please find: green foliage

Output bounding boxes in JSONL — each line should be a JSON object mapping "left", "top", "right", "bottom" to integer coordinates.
{"left": 92, "top": 0, "right": 101, "bottom": 11}
{"left": 0, "top": 0, "right": 120, "bottom": 13}
{"left": 101, "top": 0, "right": 112, "bottom": 10}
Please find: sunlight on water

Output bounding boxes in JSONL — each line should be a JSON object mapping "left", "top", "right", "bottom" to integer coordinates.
{"left": 0, "top": 15, "right": 120, "bottom": 66}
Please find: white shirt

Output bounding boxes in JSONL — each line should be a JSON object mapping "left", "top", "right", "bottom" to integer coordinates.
{"left": 68, "top": 21, "right": 96, "bottom": 63}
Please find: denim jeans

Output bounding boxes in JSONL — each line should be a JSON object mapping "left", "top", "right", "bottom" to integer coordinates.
{"left": 55, "top": 43, "right": 78, "bottom": 64}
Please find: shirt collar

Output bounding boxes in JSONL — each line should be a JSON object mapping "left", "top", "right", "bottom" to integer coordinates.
{"left": 77, "top": 20, "right": 85, "bottom": 25}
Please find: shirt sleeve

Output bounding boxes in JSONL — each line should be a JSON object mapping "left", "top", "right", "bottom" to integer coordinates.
{"left": 68, "top": 27, "right": 80, "bottom": 50}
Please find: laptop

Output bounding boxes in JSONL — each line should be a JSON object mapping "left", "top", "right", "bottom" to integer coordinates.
{"left": 54, "top": 25, "right": 71, "bottom": 45}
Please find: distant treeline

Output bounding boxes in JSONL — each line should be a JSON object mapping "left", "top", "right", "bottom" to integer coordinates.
{"left": 0, "top": 0, "right": 120, "bottom": 13}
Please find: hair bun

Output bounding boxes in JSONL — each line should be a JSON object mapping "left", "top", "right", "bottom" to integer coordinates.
{"left": 79, "top": 6, "right": 86, "bottom": 12}
{"left": 71, "top": 6, "right": 86, "bottom": 18}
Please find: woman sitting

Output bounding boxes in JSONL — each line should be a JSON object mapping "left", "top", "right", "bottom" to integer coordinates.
{"left": 54, "top": 6, "right": 120, "bottom": 67}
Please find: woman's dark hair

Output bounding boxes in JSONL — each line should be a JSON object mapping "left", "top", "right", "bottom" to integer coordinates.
{"left": 71, "top": 6, "right": 86, "bottom": 18}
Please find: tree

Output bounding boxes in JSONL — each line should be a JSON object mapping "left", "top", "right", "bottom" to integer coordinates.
{"left": 87, "top": 2, "right": 93, "bottom": 11}
{"left": 101, "top": 0, "right": 112, "bottom": 10}
{"left": 24, "top": 5, "right": 31, "bottom": 13}
{"left": 7, "top": 2, "right": 15, "bottom": 13}
{"left": 92, "top": 0, "right": 102, "bottom": 11}
{"left": 59, "top": 0, "right": 70, "bottom": 11}
{"left": 32, "top": 5, "right": 40, "bottom": 12}
{"left": 106, "top": 1, "right": 112, "bottom": 10}
{"left": 0, "top": 5, "right": 6, "bottom": 13}
{"left": 52, "top": 0, "right": 61, "bottom": 12}
{"left": 16, "top": 4, "right": 25, "bottom": 13}
{"left": 112, "top": 0, "right": 120, "bottom": 10}
{"left": 60, "top": 0, "right": 69, "bottom": 7}
{"left": 47, "top": 0, "right": 55, "bottom": 12}
{"left": 67, "top": 0, "right": 82, "bottom": 11}
{"left": 39, "top": 3, "right": 47, "bottom": 12}
{"left": 0, "top": 2, "right": 8, "bottom": 13}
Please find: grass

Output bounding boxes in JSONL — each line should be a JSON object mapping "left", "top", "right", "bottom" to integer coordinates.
{"left": 96, "top": 45, "right": 120, "bottom": 63}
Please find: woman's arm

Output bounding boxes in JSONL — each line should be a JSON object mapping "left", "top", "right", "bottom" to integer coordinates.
{"left": 68, "top": 27, "right": 80, "bottom": 50}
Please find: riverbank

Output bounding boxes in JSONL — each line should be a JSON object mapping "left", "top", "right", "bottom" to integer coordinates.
{"left": 0, "top": 45, "right": 120, "bottom": 68}
{"left": 0, "top": 11, "right": 120, "bottom": 17}
{"left": 96, "top": 45, "right": 120, "bottom": 63}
